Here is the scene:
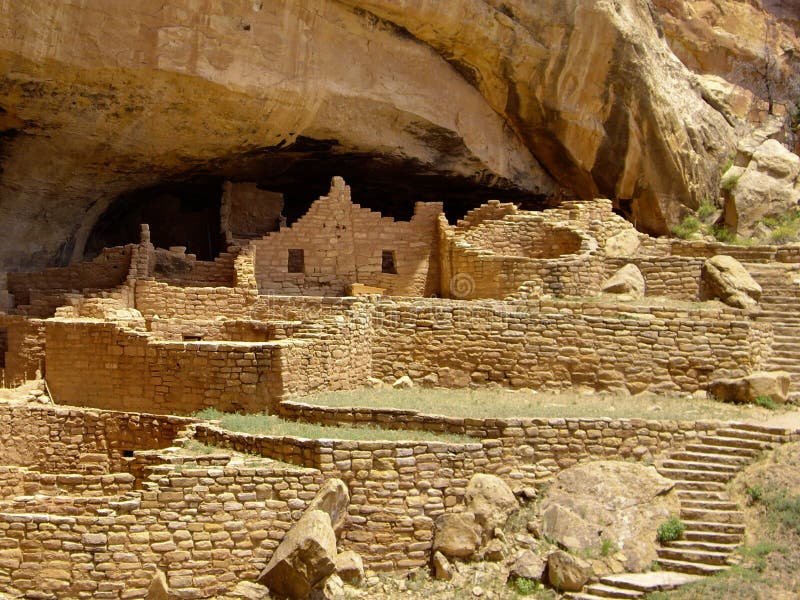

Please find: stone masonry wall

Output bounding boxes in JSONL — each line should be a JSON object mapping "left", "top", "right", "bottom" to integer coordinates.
{"left": 0, "top": 404, "right": 190, "bottom": 473}
{"left": 0, "top": 315, "right": 45, "bottom": 386}
{"left": 605, "top": 256, "right": 705, "bottom": 300}
{"left": 251, "top": 177, "right": 441, "bottom": 297}
{"left": 7, "top": 246, "right": 133, "bottom": 307}
{"left": 371, "top": 298, "right": 772, "bottom": 393}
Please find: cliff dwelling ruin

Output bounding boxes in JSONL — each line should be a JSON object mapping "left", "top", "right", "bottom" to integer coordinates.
{"left": 2, "top": 1, "right": 800, "bottom": 599}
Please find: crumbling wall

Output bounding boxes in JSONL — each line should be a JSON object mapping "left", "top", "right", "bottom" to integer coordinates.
{"left": 0, "top": 404, "right": 189, "bottom": 472}
{"left": 0, "top": 315, "right": 45, "bottom": 385}
{"left": 251, "top": 177, "right": 441, "bottom": 296}
{"left": 7, "top": 245, "right": 133, "bottom": 307}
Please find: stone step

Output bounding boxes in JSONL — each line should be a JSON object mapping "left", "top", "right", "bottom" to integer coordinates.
{"left": 658, "top": 468, "right": 731, "bottom": 483}
{"left": 682, "top": 520, "right": 745, "bottom": 534}
{"left": 654, "top": 559, "right": 727, "bottom": 576}
{"left": 660, "top": 460, "right": 738, "bottom": 474}
{"left": 657, "top": 547, "right": 731, "bottom": 566}
{"left": 714, "top": 428, "right": 783, "bottom": 443}
{"left": 680, "top": 508, "right": 743, "bottom": 523}
{"left": 582, "top": 583, "right": 643, "bottom": 599}
{"left": 697, "top": 435, "right": 771, "bottom": 451}
{"left": 729, "top": 422, "right": 794, "bottom": 436}
{"left": 565, "top": 594, "right": 607, "bottom": 600}
{"left": 671, "top": 480, "right": 728, "bottom": 492}
{"left": 683, "top": 530, "right": 743, "bottom": 544}
{"left": 676, "top": 490, "right": 731, "bottom": 502}
{"left": 667, "top": 451, "right": 750, "bottom": 467}
{"left": 680, "top": 499, "right": 739, "bottom": 511}
{"left": 665, "top": 540, "right": 739, "bottom": 553}
{"left": 684, "top": 443, "right": 758, "bottom": 458}
{"left": 599, "top": 572, "right": 704, "bottom": 593}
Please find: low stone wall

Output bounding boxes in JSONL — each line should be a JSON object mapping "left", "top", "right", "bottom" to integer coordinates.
{"left": 0, "top": 461, "right": 323, "bottom": 599}
{"left": 0, "top": 466, "right": 136, "bottom": 499}
{"left": 0, "top": 404, "right": 191, "bottom": 473}
{"left": 670, "top": 240, "right": 800, "bottom": 263}
{"left": 153, "top": 248, "right": 238, "bottom": 287}
{"left": 192, "top": 414, "right": 737, "bottom": 570}
{"left": 605, "top": 256, "right": 704, "bottom": 300}
{"left": 371, "top": 298, "right": 772, "bottom": 393}
{"left": 134, "top": 280, "right": 258, "bottom": 320}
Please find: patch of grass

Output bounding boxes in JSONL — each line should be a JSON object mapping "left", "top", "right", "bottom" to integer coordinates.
{"left": 697, "top": 199, "right": 717, "bottom": 219}
{"left": 192, "top": 407, "right": 476, "bottom": 443}
{"left": 721, "top": 173, "right": 741, "bottom": 193}
{"left": 513, "top": 576, "right": 537, "bottom": 595}
{"left": 644, "top": 565, "right": 766, "bottom": 599}
{"left": 301, "top": 387, "right": 788, "bottom": 422}
{"left": 657, "top": 516, "right": 685, "bottom": 543}
{"left": 738, "top": 541, "right": 782, "bottom": 572}
{"left": 671, "top": 215, "right": 701, "bottom": 239}
{"left": 761, "top": 487, "right": 800, "bottom": 535}
{"left": 600, "top": 538, "right": 618, "bottom": 557}
{"left": 755, "top": 395, "right": 779, "bottom": 410}
{"left": 746, "top": 484, "right": 765, "bottom": 504}
{"left": 181, "top": 440, "right": 223, "bottom": 455}
{"left": 720, "top": 157, "right": 734, "bottom": 175}
{"left": 709, "top": 224, "right": 736, "bottom": 243}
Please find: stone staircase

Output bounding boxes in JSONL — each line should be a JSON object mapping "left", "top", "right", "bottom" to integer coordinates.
{"left": 566, "top": 422, "right": 796, "bottom": 599}
{"left": 748, "top": 263, "right": 800, "bottom": 399}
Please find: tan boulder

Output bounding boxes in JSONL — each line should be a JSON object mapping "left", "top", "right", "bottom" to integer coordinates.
{"left": 334, "top": 550, "right": 364, "bottom": 585}
{"left": 723, "top": 139, "right": 800, "bottom": 235}
{"left": 701, "top": 255, "right": 762, "bottom": 308}
{"left": 147, "top": 570, "right": 179, "bottom": 600}
{"left": 709, "top": 371, "right": 791, "bottom": 404}
{"left": 508, "top": 550, "right": 547, "bottom": 582}
{"left": 432, "top": 551, "right": 454, "bottom": 581}
{"left": 539, "top": 461, "right": 679, "bottom": 572}
{"left": 310, "top": 574, "right": 345, "bottom": 600}
{"left": 257, "top": 510, "right": 338, "bottom": 599}
{"left": 547, "top": 549, "right": 592, "bottom": 592}
{"left": 306, "top": 478, "right": 350, "bottom": 537}
{"left": 464, "top": 473, "right": 519, "bottom": 536}
{"left": 601, "top": 264, "right": 646, "bottom": 299}
{"left": 433, "top": 512, "right": 482, "bottom": 560}
{"left": 604, "top": 229, "right": 642, "bottom": 258}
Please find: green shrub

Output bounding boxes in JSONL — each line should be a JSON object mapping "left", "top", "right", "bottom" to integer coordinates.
{"left": 755, "top": 395, "right": 779, "bottom": 410}
{"left": 600, "top": 538, "right": 617, "bottom": 557}
{"left": 720, "top": 157, "right": 734, "bottom": 175}
{"left": 721, "top": 173, "right": 741, "bottom": 193}
{"left": 763, "top": 488, "right": 800, "bottom": 534}
{"left": 671, "top": 215, "right": 701, "bottom": 239}
{"left": 747, "top": 484, "right": 765, "bottom": 504}
{"left": 657, "top": 517, "right": 686, "bottom": 543}
{"left": 710, "top": 225, "right": 736, "bottom": 243}
{"left": 513, "top": 577, "right": 537, "bottom": 596}
{"left": 697, "top": 199, "right": 717, "bottom": 219}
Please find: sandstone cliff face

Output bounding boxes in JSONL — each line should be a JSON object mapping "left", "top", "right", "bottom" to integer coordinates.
{"left": 0, "top": 0, "right": 756, "bottom": 270}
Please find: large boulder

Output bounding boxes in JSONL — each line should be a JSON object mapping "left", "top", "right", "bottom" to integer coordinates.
{"left": 306, "top": 478, "right": 350, "bottom": 537}
{"left": 433, "top": 512, "right": 483, "bottom": 560}
{"left": 723, "top": 139, "right": 800, "bottom": 235}
{"left": 508, "top": 550, "right": 547, "bottom": 583}
{"left": 539, "top": 461, "right": 679, "bottom": 572}
{"left": 334, "top": 551, "right": 364, "bottom": 585}
{"left": 701, "top": 255, "right": 762, "bottom": 308}
{"left": 601, "top": 264, "right": 646, "bottom": 299}
{"left": 604, "top": 229, "right": 642, "bottom": 258}
{"left": 709, "top": 371, "right": 791, "bottom": 404}
{"left": 547, "top": 550, "right": 592, "bottom": 592}
{"left": 464, "top": 474, "right": 519, "bottom": 535}
{"left": 257, "top": 510, "right": 338, "bottom": 599}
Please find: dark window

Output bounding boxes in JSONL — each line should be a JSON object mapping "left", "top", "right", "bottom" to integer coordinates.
{"left": 183, "top": 334, "right": 203, "bottom": 342}
{"left": 381, "top": 250, "right": 397, "bottom": 274}
{"left": 122, "top": 450, "right": 134, "bottom": 458}
{"left": 0, "top": 328, "right": 7, "bottom": 369}
{"left": 288, "top": 249, "right": 304, "bottom": 273}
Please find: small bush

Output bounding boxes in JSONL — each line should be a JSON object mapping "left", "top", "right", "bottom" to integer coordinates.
{"left": 721, "top": 173, "right": 741, "bottom": 193}
{"left": 720, "top": 157, "right": 734, "bottom": 175}
{"left": 600, "top": 538, "right": 617, "bottom": 557}
{"left": 763, "top": 488, "right": 800, "bottom": 535}
{"left": 513, "top": 577, "right": 537, "bottom": 596}
{"left": 747, "top": 484, "right": 765, "bottom": 504}
{"left": 671, "top": 215, "right": 701, "bottom": 239}
{"left": 657, "top": 517, "right": 686, "bottom": 543}
{"left": 755, "top": 395, "right": 779, "bottom": 410}
{"left": 697, "top": 199, "right": 717, "bottom": 219}
{"left": 710, "top": 225, "right": 736, "bottom": 243}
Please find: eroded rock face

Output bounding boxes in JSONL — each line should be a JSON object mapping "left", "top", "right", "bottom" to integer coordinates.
{"left": 539, "top": 461, "right": 679, "bottom": 572}
{"left": 0, "top": 0, "right": 738, "bottom": 271}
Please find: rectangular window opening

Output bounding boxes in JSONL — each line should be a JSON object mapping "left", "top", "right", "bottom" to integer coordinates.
{"left": 381, "top": 250, "right": 397, "bottom": 274}
{"left": 0, "top": 328, "right": 7, "bottom": 369}
{"left": 288, "top": 248, "right": 305, "bottom": 273}
{"left": 183, "top": 334, "right": 203, "bottom": 342}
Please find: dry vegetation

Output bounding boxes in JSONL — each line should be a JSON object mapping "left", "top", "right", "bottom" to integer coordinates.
{"left": 303, "top": 388, "right": 789, "bottom": 422}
